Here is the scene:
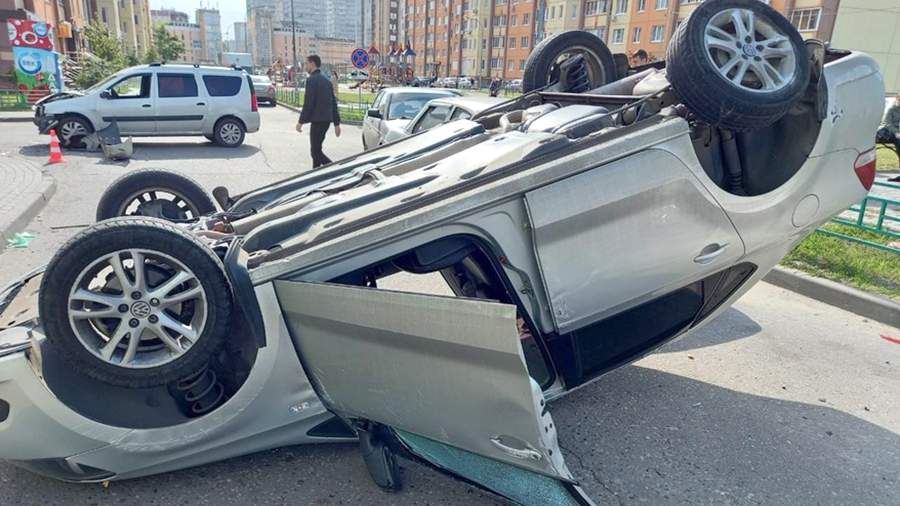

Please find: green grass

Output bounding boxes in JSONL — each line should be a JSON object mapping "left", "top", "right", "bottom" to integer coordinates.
{"left": 783, "top": 223, "right": 900, "bottom": 300}
{"left": 877, "top": 145, "right": 899, "bottom": 172}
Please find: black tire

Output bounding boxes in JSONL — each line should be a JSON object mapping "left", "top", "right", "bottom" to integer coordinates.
{"left": 57, "top": 115, "right": 94, "bottom": 149}
{"left": 522, "top": 30, "right": 617, "bottom": 93}
{"left": 39, "top": 217, "right": 233, "bottom": 388}
{"left": 666, "top": 0, "right": 810, "bottom": 131}
{"left": 214, "top": 117, "right": 246, "bottom": 147}
{"left": 95, "top": 168, "right": 216, "bottom": 222}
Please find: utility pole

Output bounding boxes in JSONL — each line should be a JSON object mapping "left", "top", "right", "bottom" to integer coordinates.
{"left": 291, "top": 0, "right": 299, "bottom": 84}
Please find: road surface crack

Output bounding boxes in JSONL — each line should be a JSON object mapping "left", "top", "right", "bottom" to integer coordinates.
{"left": 559, "top": 442, "right": 623, "bottom": 506}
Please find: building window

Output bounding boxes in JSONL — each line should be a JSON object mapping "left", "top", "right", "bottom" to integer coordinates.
{"left": 523, "top": 13, "right": 530, "bottom": 25}
{"left": 509, "top": 37, "right": 516, "bottom": 48}
{"left": 790, "top": 8, "right": 821, "bottom": 32}
{"left": 655, "top": 0, "right": 667, "bottom": 10}
{"left": 637, "top": 0, "right": 645, "bottom": 12}
{"left": 612, "top": 27, "right": 625, "bottom": 44}
{"left": 521, "top": 36, "right": 528, "bottom": 48}
{"left": 632, "top": 26, "right": 641, "bottom": 43}
{"left": 614, "top": 0, "right": 628, "bottom": 15}
{"left": 651, "top": 25, "right": 664, "bottom": 42}
{"left": 596, "top": 26, "right": 608, "bottom": 42}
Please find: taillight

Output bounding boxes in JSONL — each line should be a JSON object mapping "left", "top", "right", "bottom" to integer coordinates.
{"left": 853, "top": 149, "right": 877, "bottom": 191}
{"left": 251, "top": 93, "right": 258, "bottom": 112}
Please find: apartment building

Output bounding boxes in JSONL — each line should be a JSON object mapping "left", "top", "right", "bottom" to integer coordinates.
{"left": 165, "top": 22, "right": 204, "bottom": 63}
{"left": 197, "top": 9, "right": 223, "bottom": 64}
{"left": 374, "top": 0, "right": 890, "bottom": 80}
{"left": 151, "top": 9, "right": 189, "bottom": 25}
{"left": 234, "top": 21, "right": 248, "bottom": 53}
{"left": 90, "top": 0, "right": 152, "bottom": 58}
{"left": 831, "top": 0, "right": 900, "bottom": 92}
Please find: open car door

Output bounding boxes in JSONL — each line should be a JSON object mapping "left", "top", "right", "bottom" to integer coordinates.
{"left": 274, "top": 281, "right": 594, "bottom": 505}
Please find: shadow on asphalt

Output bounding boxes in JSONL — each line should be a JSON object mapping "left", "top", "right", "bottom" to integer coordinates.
{"left": 18, "top": 142, "right": 260, "bottom": 161}
{"left": 553, "top": 364, "right": 900, "bottom": 504}
{"left": 659, "top": 307, "right": 762, "bottom": 354}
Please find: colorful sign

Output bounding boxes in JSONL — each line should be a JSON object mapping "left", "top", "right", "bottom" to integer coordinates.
{"left": 8, "top": 19, "right": 54, "bottom": 50}
{"left": 7, "top": 18, "right": 62, "bottom": 103}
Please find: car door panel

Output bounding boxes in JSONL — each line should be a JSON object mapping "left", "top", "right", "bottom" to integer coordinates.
{"left": 97, "top": 73, "right": 155, "bottom": 134}
{"left": 156, "top": 73, "right": 206, "bottom": 133}
{"left": 274, "top": 281, "right": 590, "bottom": 503}
{"left": 525, "top": 148, "right": 744, "bottom": 335}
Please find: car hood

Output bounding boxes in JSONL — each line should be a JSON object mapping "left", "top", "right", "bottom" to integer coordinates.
{"left": 34, "top": 91, "right": 83, "bottom": 106}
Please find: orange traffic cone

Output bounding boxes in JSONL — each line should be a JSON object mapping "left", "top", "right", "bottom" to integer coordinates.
{"left": 48, "top": 129, "right": 65, "bottom": 164}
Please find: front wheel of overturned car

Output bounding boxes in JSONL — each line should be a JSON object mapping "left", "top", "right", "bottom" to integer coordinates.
{"left": 39, "top": 217, "right": 233, "bottom": 388}
{"left": 522, "top": 30, "right": 617, "bottom": 93}
{"left": 666, "top": 0, "right": 810, "bottom": 131}
{"left": 95, "top": 168, "right": 217, "bottom": 222}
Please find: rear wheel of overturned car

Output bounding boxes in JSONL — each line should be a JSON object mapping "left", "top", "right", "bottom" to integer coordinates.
{"left": 214, "top": 117, "right": 246, "bottom": 147}
{"left": 522, "top": 30, "right": 617, "bottom": 93}
{"left": 666, "top": 0, "right": 810, "bottom": 131}
{"left": 39, "top": 217, "right": 233, "bottom": 388}
{"left": 57, "top": 115, "right": 93, "bottom": 149}
{"left": 95, "top": 169, "right": 216, "bottom": 222}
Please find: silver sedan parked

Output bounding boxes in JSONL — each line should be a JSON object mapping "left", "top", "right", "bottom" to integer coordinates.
{"left": 251, "top": 75, "right": 277, "bottom": 106}
{"left": 361, "top": 87, "right": 460, "bottom": 149}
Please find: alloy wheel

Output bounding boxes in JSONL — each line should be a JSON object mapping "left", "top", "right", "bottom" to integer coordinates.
{"left": 704, "top": 8, "right": 797, "bottom": 93}
{"left": 67, "top": 248, "right": 208, "bottom": 369}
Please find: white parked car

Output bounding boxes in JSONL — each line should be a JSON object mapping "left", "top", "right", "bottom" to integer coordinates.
{"left": 381, "top": 95, "right": 504, "bottom": 143}
{"left": 361, "top": 87, "right": 461, "bottom": 149}
{"left": 33, "top": 64, "right": 262, "bottom": 148}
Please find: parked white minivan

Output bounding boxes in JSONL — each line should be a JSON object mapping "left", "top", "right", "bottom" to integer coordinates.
{"left": 34, "top": 64, "right": 261, "bottom": 148}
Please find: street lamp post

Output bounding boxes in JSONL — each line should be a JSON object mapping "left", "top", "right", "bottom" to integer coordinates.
{"left": 290, "top": 0, "right": 299, "bottom": 86}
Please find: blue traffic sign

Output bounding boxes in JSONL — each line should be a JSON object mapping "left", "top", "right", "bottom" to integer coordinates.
{"left": 351, "top": 48, "right": 369, "bottom": 69}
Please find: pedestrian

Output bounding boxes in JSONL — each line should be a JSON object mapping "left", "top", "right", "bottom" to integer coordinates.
{"left": 296, "top": 55, "right": 341, "bottom": 169}
{"left": 632, "top": 49, "right": 650, "bottom": 66}
{"left": 489, "top": 77, "right": 502, "bottom": 97}
{"left": 877, "top": 93, "right": 900, "bottom": 169}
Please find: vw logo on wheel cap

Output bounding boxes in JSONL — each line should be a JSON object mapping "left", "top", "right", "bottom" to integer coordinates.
{"left": 131, "top": 301, "right": 152, "bottom": 319}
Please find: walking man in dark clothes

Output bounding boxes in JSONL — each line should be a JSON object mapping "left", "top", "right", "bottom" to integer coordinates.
{"left": 296, "top": 55, "right": 341, "bottom": 168}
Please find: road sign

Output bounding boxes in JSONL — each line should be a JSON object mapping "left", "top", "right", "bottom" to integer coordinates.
{"left": 351, "top": 48, "right": 369, "bottom": 69}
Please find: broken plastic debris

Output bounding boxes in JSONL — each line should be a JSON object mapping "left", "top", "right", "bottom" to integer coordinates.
{"left": 6, "top": 232, "right": 35, "bottom": 249}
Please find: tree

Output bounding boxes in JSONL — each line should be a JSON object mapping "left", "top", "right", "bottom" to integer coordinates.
{"left": 75, "top": 21, "right": 127, "bottom": 89}
{"left": 151, "top": 24, "right": 185, "bottom": 63}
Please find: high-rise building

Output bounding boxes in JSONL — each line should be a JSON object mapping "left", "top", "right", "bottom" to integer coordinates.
{"left": 197, "top": 8, "right": 223, "bottom": 64}
{"left": 234, "top": 22, "right": 249, "bottom": 53}
{"left": 165, "top": 22, "right": 204, "bottom": 63}
{"left": 151, "top": 9, "right": 190, "bottom": 26}
{"left": 249, "top": 5, "right": 276, "bottom": 65}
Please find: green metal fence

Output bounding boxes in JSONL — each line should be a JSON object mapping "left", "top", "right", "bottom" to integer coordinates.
{"left": 276, "top": 87, "right": 371, "bottom": 123}
{"left": 0, "top": 90, "right": 30, "bottom": 110}
{"left": 822, "top": 181, "right": 900, "bottom": 254}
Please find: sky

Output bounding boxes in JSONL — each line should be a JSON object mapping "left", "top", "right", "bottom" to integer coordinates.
{"left": 149, "top": 0, "right": 247, "bottom": 39}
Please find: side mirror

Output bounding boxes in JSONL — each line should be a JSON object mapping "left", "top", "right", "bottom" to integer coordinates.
{"left": 367, "top": 108, "right": 382, "bottom": 119}
{"left": 99, "top": 90, "right": 111, "bottom": 99}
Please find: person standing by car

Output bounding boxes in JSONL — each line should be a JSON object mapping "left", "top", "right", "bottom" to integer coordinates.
{"left": 296, "top": 55, "right": 341, "bottom": 168}
{"left": 878, "top": 93, "right": 900, "bottom": 168}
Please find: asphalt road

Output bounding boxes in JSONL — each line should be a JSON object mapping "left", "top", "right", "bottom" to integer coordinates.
{"left": 1, "top": 107, "right": 899, "bottom": 505}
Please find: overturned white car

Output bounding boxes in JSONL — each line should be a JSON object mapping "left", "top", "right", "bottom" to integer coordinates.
{"left": 0, "top": 1, "right": 884, "bottom": 503}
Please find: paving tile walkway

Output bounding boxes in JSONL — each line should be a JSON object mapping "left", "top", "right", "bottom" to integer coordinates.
{"left": 0, "top": 152, "right": 55, "bottom": 243}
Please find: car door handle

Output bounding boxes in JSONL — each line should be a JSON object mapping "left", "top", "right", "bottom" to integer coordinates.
{"left": 141, "top": 104, "right": 151, "bottom": 108}
{"left": 490, "top": 437, "right": 543, "bottom": 461}
{"left": 196, "top": 102, "right": 206, "bottom": 106}
{"left": 694, "top": 243, "right": 729, "bottom": 265}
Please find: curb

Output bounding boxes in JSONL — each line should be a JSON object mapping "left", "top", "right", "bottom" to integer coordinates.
{"left": 275, "top": 103, "right": 363, "bottom": 126}
{"left": 0, "top": 116, "right": 33, "bottom": 123}
{"left": 764, "top": 266, "right": 900, "bottom": 328}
